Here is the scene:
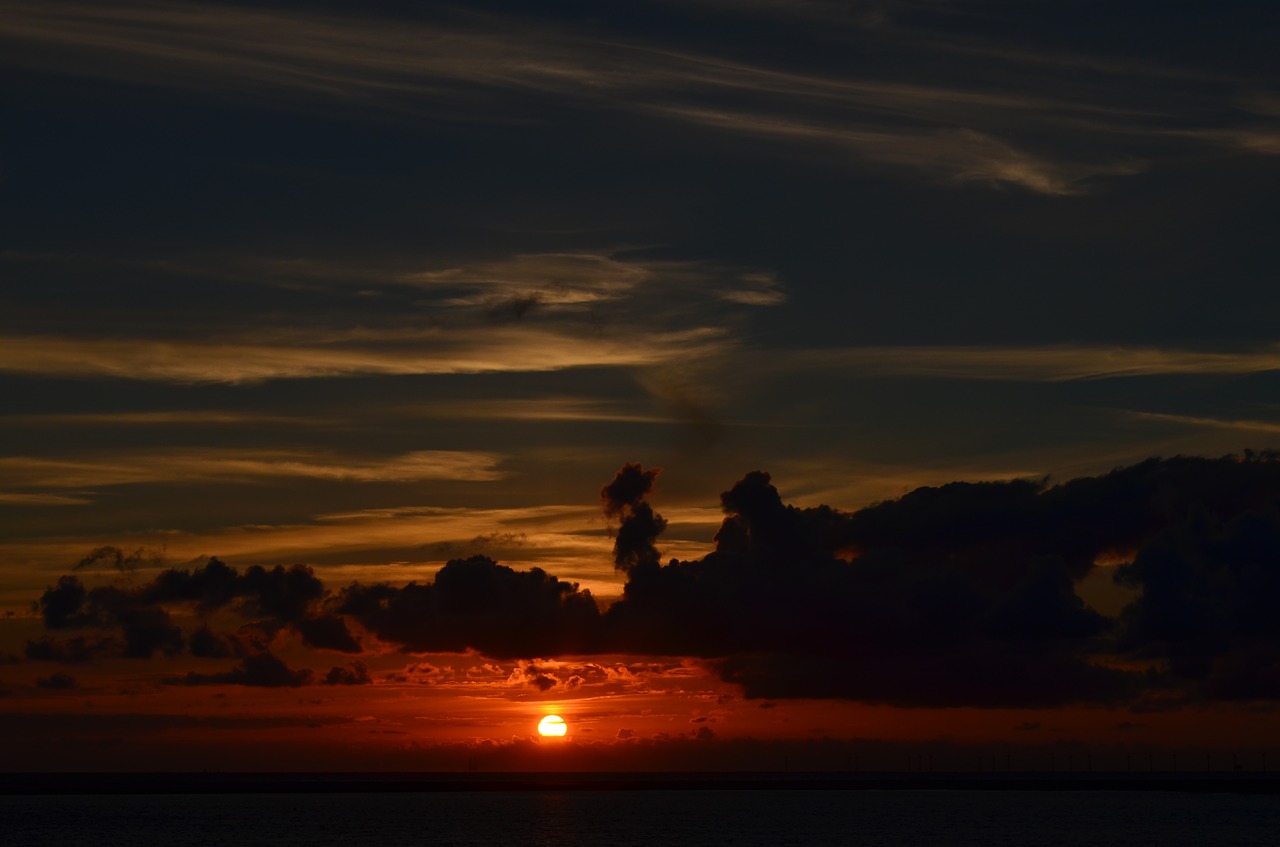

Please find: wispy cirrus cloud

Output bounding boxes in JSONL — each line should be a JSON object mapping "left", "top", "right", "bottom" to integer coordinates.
{"left": 0, "top": 326, "right": 727, "bottom": 383}
{"left": 0, "top": 449, "right": 507, "bottom": 488}
{"left": 0, "top": 411, "right": 335, "bottom": 427}
{"left": 653, "top": 107, "right": 1142, "bottom": 194}
{"left": 0, "top": 0, "right": 1262, "bottom": 195}
{"left": 0, "top": 492, "right": 93, "bottom": 507}
{"left": 237, "top": 251, "right": 786, "bottom": 313}
{"left": 397, "top": 397, "right": 673, "bottom": 425}
{"left": 778, "top": 344, "right": 1280, "bottom": 382}
{"left": 1127, "top": 411, "right": 1280, "bottom": 436}
{"left": 401, "top": 252, "right": 651, "bottom": 309}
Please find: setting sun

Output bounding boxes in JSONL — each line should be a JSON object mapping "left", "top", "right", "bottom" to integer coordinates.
{"left": 537, "top": 715, "right": 568, "bottom": 737}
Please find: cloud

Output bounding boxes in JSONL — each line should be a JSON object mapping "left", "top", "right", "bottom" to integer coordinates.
{"left": 775, "top": 344, "right": 1280, "bottom": 382}
{"left": 338, "top": 555, "right": 601, "bottom": 658}
{"left": 0, "top": 327, "right": 727, "bottom": 382}
{"left": 35, "top": 672, "right": 76, "bottom": 690}
{"left": 397, "top": 396, "right": 674, "bottom": 425}
{"left": 294, "top": 614, "right": 362, "bottom": 654}
{"left": 606, "top": 454, "right": 1280, "bottom": 706}
{"left": 507, "top": 663, "right": 561, "bottom": 692}
{"left": 188, "top": 626, "right": 263, "bottom": 660}
{"left": 22, "top": 454, "right": 1280, "bottom": 709}
{"left": 1127, "top": 411, "right": 1280, "bottom": 437}
{"left": 139, "top": 558, "right": 326, "bottom": 622}
{"left": 401, "top": 252, "right": 651, "bottom": 308}
{"left": 324, "top": 660, "right": 371, "bottom": 686}
{"left": 0, "top": 449, "right": 506, "bottom": 488}
{"left": 1113, "top": 498, "right": 1280, "bottom": 701}
{"left": 603, "top": 469, "right": 1122, "bottom": 705}
{"left": 0, "top": 0, "right": 1240, "bottom": 196}
{"left": 0, "top": 493, "right": 92, "bottom": 506}
{"left": 717, "top": 273, "right": 786, "bottom": 306}
{"left": 2, "top": 410, "right": 331, "bottom": 427}
{"left": 74, "top": 545, "right": 162, "bottom": 572}
{"left": 25, "top": 635, "right": 118, "bottom": 663}
{"left": 654, "top": 107, "right": 1141, "bottom": 195}
{"left": 35, "top": 575, "right": 185, "bottom": 659}
{"left": 601, "top": 463, "right": 668, "bottom": 573}
{"left": 32, "top": 558, "right": 357, "bottom": 665}
{"left": 174, "top": 652, "right": 312, "bottom": 688}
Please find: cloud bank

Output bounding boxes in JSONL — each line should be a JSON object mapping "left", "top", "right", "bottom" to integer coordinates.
{"left": 23, "top": 453, "right": 1280, "bottom": 709}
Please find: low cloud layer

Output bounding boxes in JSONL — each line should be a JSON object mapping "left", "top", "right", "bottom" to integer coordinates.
{"left": 22, "top": 454, "right": 1280, "bottom": 709}
{"left": 30, "top": 558, "right": 358, "bottom": 665}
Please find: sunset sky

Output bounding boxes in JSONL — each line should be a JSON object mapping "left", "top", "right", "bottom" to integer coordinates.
{"left": 2, "top": 0, "right": 1280, "bottom": 772}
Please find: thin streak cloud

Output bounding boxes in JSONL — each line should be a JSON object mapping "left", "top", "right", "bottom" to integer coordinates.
{"left": 653, "top": 107, "right": 1142, "bottom": 194}
{"left": 0, "top": 327, "right": 727, "bottom": 383}
{"left": 0, "top": 449, "right": 507, "bottom": 488}
{"left": 0, "top": 411, "right": 335, "bottom": 427}
{"left": 782, "top": 344, "right": 1280, "bottom": 381}
{"left": 0, "top": 0, "right": 1253, "bottom": 195}
{"left": 1129, "top": 411, "right": 1280, "bottom": 436}
{"left": 0, "top": 493, "right": 93, "bottom": 507}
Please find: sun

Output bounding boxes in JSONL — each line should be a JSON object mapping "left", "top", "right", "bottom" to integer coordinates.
{"left": 537, "top": 714, "right": 567, "bottom": 737}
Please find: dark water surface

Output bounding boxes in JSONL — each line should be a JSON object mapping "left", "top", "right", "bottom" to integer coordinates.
{"left": 4, "top": 789, "right": 1278, "bottom": 846}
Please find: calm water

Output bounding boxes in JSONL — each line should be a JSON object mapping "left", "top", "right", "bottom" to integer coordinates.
{"left": 4, "top": 789, "right": 1278, "bottom": 846}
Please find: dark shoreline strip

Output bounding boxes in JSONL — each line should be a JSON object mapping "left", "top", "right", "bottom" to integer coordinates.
{"left": 3, "top": 772, "right": 1280, "bottom": 795}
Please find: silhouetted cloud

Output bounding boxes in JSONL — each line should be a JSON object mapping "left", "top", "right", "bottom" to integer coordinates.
{"left": 35, "top": 672, "right": 76, "bottom": 690}
{"left": 73, "top": 545, "right": 161, "bottom": 571}
{"left": 602, "top": 463, "right": 667, "bottom": 573}
{"left": 294, "top": 614, "right": 361, "bottom": 653}
{"left": 24, "top": 454, "right": 1280, "bottom": 709}
{"left": 175, "top": 652, "right": 312, "bottom": 687}
{"left": 35, "top": 575, "right": 184, "bottom": 659}
{"left": 35, "top": 558, "right": 345, "bottom": 660}
{"left": 338, "top": 555, "right": 601, "bottom": 657}
{"left": 187, "top": 625, "right": 263, "bottom": 660}
{"left": 24, "top": 635, "right": 120, "bottom": 663}
{"left": 324, "top": 661, "right": 371, "bottom": 686}
{"left": 605, "top": 454, "right": 1280, "bottom": 706}
{"left": 1114, "top": 496, "right": 1280, "bottom": 701}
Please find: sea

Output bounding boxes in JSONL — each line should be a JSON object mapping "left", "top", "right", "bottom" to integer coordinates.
{"left": 3, "top": 786, "right": 1278, "bottom": 847}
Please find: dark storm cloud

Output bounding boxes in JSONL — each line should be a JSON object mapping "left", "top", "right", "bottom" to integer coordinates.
{"left": 337, "top": 555, "right": 600, "bottom": 658}
{"left": 175, "top": 652, "right": 312, "bottom": 688}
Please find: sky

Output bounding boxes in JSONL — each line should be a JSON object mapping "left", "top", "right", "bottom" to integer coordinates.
{"left": 2, "top": 0, "right": 1279, "bottom": 773}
